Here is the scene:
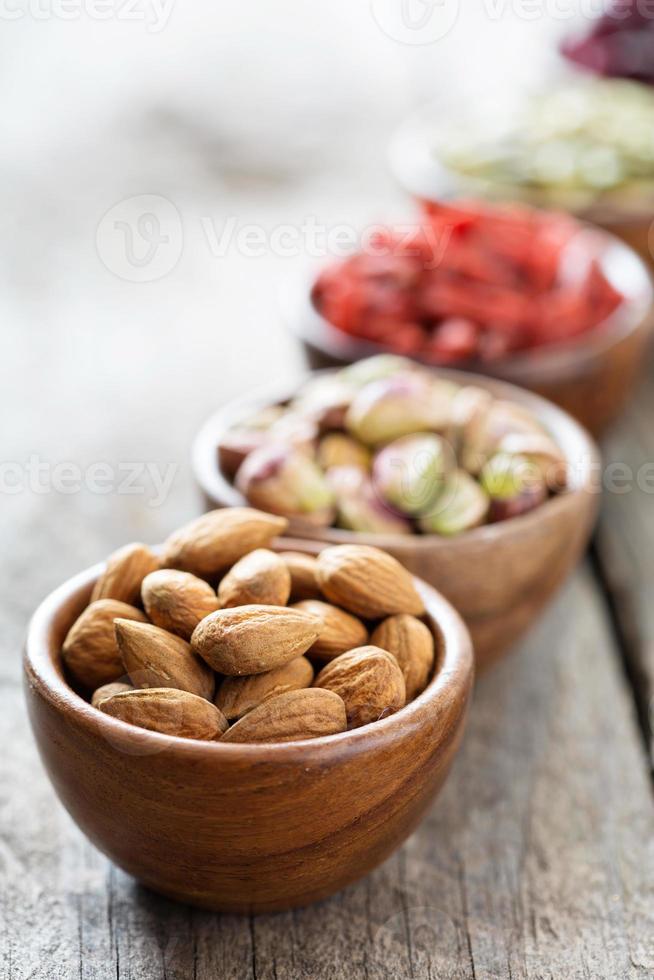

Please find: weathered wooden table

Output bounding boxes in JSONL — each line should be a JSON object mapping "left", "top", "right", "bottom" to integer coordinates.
{"left": 1, "top": 9, "right": 654, "bottom": 974}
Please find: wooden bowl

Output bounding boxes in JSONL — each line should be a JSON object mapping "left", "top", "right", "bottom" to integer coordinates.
{"left": 282, "top": 232, "right": 653, "bottom": 438}
{"left": 389, "top": 108, "right": 654, "bottom": 269}
{"left": 192, "top": 370, "right": 600, "bottom": 670}
{"left": 24, "top": 542, "right": 473, "bottom": 914}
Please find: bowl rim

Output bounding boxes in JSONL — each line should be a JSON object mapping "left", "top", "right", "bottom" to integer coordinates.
{"left": 280, "top": 226, "right": 653, "bottom": 385}
{"left": 191, "top": 366, "right": 601, "bottom": 553}
{"left": 24, "top": 543, "right": 474, "bottom": 761}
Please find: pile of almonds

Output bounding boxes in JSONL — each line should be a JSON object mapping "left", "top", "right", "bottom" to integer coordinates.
{"left": 62, "top": 508, "right": 437, "bottom": 744}
{"left": 220, "top": 355, "right": 568, "bottom": 536}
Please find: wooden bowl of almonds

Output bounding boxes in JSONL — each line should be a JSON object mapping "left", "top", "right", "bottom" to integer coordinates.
{"left": 193, "top": 358, "right": 600, "bottom": 670}
{"left": 24, "top": 508, "right": 473, "bottom": 913}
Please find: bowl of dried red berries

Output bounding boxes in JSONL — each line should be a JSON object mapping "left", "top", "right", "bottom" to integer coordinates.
{"left": 283, "top": 199, "right": 653, "bottom": 435}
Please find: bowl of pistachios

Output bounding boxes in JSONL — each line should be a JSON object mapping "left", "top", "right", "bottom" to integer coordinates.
{"left": 193, "top": 356, "right": 600, "bottom": 668}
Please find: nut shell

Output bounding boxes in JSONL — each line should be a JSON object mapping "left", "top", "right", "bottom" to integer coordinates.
{"left": 90, "top": 542, "right": 160, "bottom": 605}
{"left": 161, "top": 508, "right": 287, "bottom": 579}
{"left": 218, "top": 549, "right": 291, "bottom": 608}
{"left": 99, "top": 688, "right": 228, "bottom": 740}
{"left": 370, "top": 614, "right": 435, "bottom": 700}
{"left": 316, "top": 545, "right": 424, "bottom": 619}
{"left": 62, "top": 599, "right": 147, "bottom": 690}
{"left": 215, "top": 656, "right": 314, "bottom": 721}
{"left": 292, "top": 600, "right": 368, "bottom": 662}
{"left": 142, "top": 569, "right": 220, "bottom": 639}
{"left": 191, "top": 604, "right": 321, "bottom": 675}
{"left": 115, "top": 619, "right": 215, "bottom": 700}
{"left": 221, "top": 688, "right": 347, "bottom": 743}
{"left": 314, "top": 645, "right": 406, "bottom": 729}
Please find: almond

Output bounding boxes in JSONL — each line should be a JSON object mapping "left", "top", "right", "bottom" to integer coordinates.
{"left": 370, "top": 614, "right": 435, "bottom": 700}
{"left": 99, "top": 688, "right": 228, "bottom": 740}
{"left": 91, "top": 681, "right": 132, "bottom": 708}
{"left": 191, "top": 604, "right": 321, "bottom": 675}
{"left": 316, "top": 545, "right": 424, "bottom": 619}
{"left": 62, "top": 599, "right": 147, "bottom": 690}
{"left": 215, "top": 656, "right": 314, "bottom": 720}
{"left": 292, "top": 600, "right": 368, "bottom": 662}
{"left": 141, "top": 569, "right": 219, "bottom": 639}
{"left": 278, "top": 551, "right": 322, "bottom": 601}
{"left": 221, "top": 689, "right": 346, "bottom": 743}
{"left": 161, "top": 508, "right": 287, "bottom": 579}
{"left": 218, "top": 549, "right": 291, "bottom": 608}
{"left": 91, "top": 542, "right": 160, "bottom": 605}
{"left": 115, "top": 619, "right": 215, "bottom": 700}
{"left": 314, "top": 645, "right": 406, "bottom": 728}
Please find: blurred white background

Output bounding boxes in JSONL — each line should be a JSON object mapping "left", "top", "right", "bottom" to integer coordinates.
{"left": 0, "top": 1, "right": 573, "bottom": 572}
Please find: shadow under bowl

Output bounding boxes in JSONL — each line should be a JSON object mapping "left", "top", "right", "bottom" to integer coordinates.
{"left": 24, "top": 541, "right": 473, "bottom": 914}
{"left": 193, "top": 370, "right": 600, "bottom": 670}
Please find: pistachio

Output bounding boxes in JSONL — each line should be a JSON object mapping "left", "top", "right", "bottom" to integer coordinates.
{"left": 267, "top": 411, "right": 319, "bottom": 455}
{"left": 462, "top": 399, "right": 545, "bottom": 474}
{"left": 340, "top": 354, "right": 415, "bottom": 387}
{"left": 236, "top": 444, "right": 335, "bottom": 526}
{"left": 373, "top": 433, "right": 449, "bottom": 516}
{"left": 447, "top": 385, "right": 493, "bottom": 457}
{"left": 218, "top": 427, "right": 270, "bottom": 479}
{"left": 317, "top": 432, "right": 371, "bottom": 472}
{"left": 418, "top": 469, "right": 489, "bottom": 536}
{"left": 218, "top": 406, "right": 285, "bottom": 477}
{"left": 291, "top": 375, "right": 354, "bottom": 430}
{"left": 480, "top": 452, "right": 548, "bottom": 522}
{"left": 497, "top": 432, "right": 568, "bottom": 490}
{"left": 345, "top": 375, "right": 452, "bottom": 446}
{"left": 328, "top": 466, "right": 412, "bottom": 535}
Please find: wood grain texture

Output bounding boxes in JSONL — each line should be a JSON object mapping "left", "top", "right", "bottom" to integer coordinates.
{"left": 24, "top": 557, "right": 472, "bottom": 913}
{"left": 2, "top": 14, "right": 653, "bottom": 968}
{"left": 594, "top": 354, "right": 654, "bottom": 765}
{"left": 6, "top": 569, "right": 654, "bottom": 978}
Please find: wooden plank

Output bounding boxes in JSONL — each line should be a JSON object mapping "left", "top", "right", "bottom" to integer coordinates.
{"left": 3, "top": 567, "right": 652, "bottom": 979}
{"left": 594, "top": 361, "right": 654, "bottom": 763}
